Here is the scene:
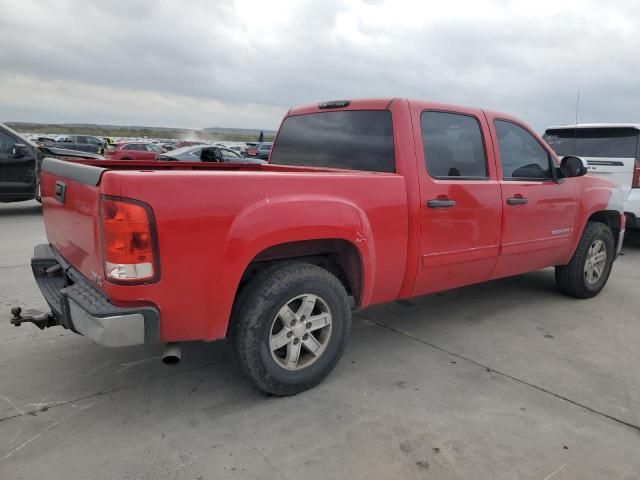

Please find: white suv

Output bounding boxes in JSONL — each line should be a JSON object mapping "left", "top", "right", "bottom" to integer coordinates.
{"left": 543, "top": 124, "right": 640, "bottom": 243}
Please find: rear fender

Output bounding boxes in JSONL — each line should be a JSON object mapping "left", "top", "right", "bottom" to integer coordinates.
{"left": 212, "top": 195, "right": 375, "bottom": 338}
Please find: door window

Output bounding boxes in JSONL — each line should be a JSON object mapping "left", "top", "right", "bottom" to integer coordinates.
{"left": 421, "top": 111, "right": 487, "bottom": 178}
{"left": 495, "top": 120, "right": 552, "bottom": 179}
{"left": 0, "top": 131, "right": 16, "bottom": 155}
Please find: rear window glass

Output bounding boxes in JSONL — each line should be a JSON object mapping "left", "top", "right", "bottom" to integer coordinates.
{"left": 543, "top": 128, "right": 639, "bottom": 157}
{"left": 270, "top": 111, "right": 395, "bottom": 172}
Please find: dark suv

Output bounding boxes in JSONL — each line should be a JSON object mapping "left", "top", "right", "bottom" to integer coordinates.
{"left": 0, "top": 123, "right": 103, "bottom": 203}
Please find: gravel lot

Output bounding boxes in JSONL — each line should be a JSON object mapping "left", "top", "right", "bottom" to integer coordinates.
{"left": 1, "top": 200, "right": 640, "bottom": 479}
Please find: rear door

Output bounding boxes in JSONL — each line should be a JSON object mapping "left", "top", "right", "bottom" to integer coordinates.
{"left": 410, "top": 106, "right": 502, "bottom": 296}
{"left": 488, "top": 117, "right": 578, "bottom": 278}
{"left": 543, "top": 127, "right": 639, "bottom": 202}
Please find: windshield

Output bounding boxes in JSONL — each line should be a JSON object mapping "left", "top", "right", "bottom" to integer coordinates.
{"left": 270, "top": 110, "right": 395, "bottom": 172}
{"left": 543, "top": 127, "right": 639, "bottom": 157}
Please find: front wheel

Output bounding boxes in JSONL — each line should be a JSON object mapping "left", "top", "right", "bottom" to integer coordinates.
{"left": 229, "top": 262, "right": 351, "bottom": 396}
{"left": 555, "top": 222, "right": 615, "bottom": 298}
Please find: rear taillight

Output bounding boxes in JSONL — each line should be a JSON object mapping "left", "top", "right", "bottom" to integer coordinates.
{"left": 633, "top": 158, "right": 640, "bottom": 189}
{"left": 99, "top": 196, "right": 159, "bottom": 284}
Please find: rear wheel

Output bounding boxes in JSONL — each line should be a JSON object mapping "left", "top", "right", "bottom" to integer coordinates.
{"left": 555, "top": 222, "right": 615, "bottom": 298}
{"left": 230, "top": 262, "right": 351, "bottom": 396}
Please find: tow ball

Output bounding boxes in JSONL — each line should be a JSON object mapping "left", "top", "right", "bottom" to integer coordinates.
{"left": 10, "top": 306, "right": 57, "bottom": 330}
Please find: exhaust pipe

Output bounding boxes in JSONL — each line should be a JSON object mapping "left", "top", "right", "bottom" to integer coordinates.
{"left": 162, "top": 342, "right": 182, "bottom": 365}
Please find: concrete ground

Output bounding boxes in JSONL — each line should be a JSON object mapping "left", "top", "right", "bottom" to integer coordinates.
{"left": 1, "top": 200, "right": 640, "bottom": 479}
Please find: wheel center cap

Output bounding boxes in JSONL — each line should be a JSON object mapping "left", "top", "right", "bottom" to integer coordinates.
{"left": 292, "top": 323, "right": 307, "bottom": 338}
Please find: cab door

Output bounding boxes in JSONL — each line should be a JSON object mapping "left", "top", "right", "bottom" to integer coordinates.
{"left": 486, "top": 115, "right": 578, "bottom": 278}
{"left": 410, "top": 106, "right": 502, "bottom": 296}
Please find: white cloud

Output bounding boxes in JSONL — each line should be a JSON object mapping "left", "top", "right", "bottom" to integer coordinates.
{"left": 1, "top": 0, "right": 639, "bottom": 131}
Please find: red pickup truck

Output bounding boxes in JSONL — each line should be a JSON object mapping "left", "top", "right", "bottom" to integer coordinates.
{"left": 13, "top": 98, "right": 625, "bottom": 396}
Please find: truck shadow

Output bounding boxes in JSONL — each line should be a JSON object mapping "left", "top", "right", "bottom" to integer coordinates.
{"left": 0, "top": 202, "right": 42, "bottom": 217}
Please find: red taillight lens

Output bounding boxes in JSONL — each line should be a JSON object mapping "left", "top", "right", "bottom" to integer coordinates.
{"left": 99, "top": 196, "right": 159, "bottom": 283}
{"left": 633, "top": 158, "right": 640, "bottom": 189}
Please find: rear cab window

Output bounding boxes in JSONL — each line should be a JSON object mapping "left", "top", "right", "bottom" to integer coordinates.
{"left": 270, "top": 110, "right": 395, "bottom": 172}
{"left": 543, "top": 127, "right": 639, "bottom": 158}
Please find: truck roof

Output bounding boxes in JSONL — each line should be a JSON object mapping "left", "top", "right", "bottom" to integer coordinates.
{"left": 546, "top": 123, "right": 640, "bottom": 131}
{"left": 287, "top": 98, "right": 511, "bottom": 119}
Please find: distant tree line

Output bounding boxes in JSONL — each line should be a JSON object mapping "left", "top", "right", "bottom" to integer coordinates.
{"left": 6, "top": 122, "right": 275, "bottom": 143}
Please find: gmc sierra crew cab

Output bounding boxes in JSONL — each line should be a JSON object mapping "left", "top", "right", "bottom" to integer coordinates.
{"left": 12, "top": 99, "right": 625, "bottom": 395}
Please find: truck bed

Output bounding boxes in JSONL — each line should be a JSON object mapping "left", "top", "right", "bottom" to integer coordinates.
{"left": 39, "top": 157, "right": 410, "bottom": 342}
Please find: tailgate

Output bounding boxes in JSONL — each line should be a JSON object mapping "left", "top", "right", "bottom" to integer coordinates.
{"left": 585, "top": 156, "right": 635, "bottom": 201}
{"left": 39, "top": 157, "right": 107, "bottom": 289}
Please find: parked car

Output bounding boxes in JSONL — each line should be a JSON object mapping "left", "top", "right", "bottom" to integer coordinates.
{"left": 257, "top": 142, "right": 273, "bottom": 159}
{"left": 244, "top": 142, "right": 260, "bottom": 157}
{"left": 156, "top": 145, "right": 266, "bottom": 164}
{"left": 0, "top": 123, "right": 103, "bottom": 203}
{"left": 104, "top": 142, "right": 164, "bottom": 161}
{"left": 161, "top": 142, "right": 177, "bottom": 151}
{"left": 543, "top": 124, "right": 640, "bottom": 244}
{"left": 43, "top": 135, "right": 106, "bottom": 154}
{"left": 34, "top": 136, "right": 57, "bottom": 146}
{"left": 14, "top": 98, "right": 624, "bottom": 397}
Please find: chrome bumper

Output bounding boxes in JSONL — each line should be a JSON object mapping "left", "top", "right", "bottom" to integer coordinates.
{"left": 31, "top": 244, "right": 160, "bottom": 347}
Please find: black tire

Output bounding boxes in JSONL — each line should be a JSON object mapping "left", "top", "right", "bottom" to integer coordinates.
{"left": 229, "top": 262, "right": 351, "bottom": 396}
{"left": 555, "top": 222, "right": 615, "bottom": 298}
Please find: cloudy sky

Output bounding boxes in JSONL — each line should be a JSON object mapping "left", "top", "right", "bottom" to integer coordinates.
{"left": 0, "top": 0, "right": 638, "bottom": 132}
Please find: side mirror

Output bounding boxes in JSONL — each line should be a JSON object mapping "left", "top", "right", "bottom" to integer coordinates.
{"left": 560, "top": 155, "right": 588, "bottom": 178}
{"left": 12, "top": 144, "right": 29, "bottom": 159}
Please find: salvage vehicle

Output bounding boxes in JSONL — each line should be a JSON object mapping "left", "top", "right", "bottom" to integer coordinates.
{"left": 256, "top": 142, "right": 273, "bottom": 159}
{"left": 104, "top": 142, "right": 164, "bottom": 161}
{"left": 44, "top": 135, "right": 106, "bottom": 154}
{"left": 0, "top": 123, "right": 103, "bottom": 203}
{"left": 543, "top": 124, "right": 640, "bottom": 244}
{"left": 156, "top": 145, "right": 266, "bottom": 164}
{"left": 244, "top": 142, "right": 260, "bottom": 157}
{"left": 11, "top": 99, "right": 625, "bottom": 395}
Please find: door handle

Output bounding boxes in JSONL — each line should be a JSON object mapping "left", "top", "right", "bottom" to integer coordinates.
{"left": 427, "top": 199, "right": 456, "bottom": 208}
{"left": 506, "top": 196, "right": 528, "bottom": 205}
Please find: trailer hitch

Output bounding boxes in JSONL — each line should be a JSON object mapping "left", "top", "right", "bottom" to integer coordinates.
{"left": 10, "top": 306, "right": 58, "bottom": 330}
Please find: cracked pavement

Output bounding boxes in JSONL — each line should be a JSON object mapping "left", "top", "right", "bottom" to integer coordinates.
{"left": 1, "top": 200, "right": 640, "bottom": 479}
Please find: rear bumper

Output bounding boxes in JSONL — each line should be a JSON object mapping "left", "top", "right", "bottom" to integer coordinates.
{"left": 32, "top": 244, "right": 160, "bottom": 347}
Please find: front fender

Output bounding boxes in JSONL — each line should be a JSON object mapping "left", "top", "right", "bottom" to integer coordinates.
{"left": 571, "top": 177, "right": 624, "bottom": 253}
{"left": 211, "top": 195, "right": 375, "bottom": 338}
